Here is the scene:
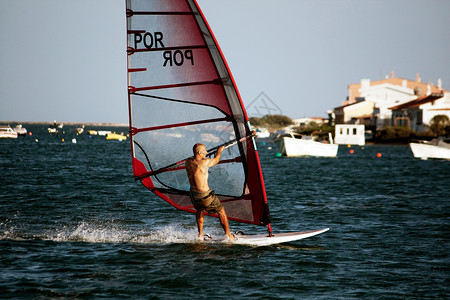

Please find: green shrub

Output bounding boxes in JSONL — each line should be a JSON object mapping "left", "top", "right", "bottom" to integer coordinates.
{"left": 249, "top": 114, "right": 294, "bottom": 130}
{"left": 429, "top": 115, "right": 450, "bottom": 136}
{"left": 373, "top": 126, "right": 430, "bottom": 143}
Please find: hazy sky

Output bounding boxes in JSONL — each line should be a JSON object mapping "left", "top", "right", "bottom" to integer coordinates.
{"left": 1, "top": 0, "right": 449, "bottom": 123}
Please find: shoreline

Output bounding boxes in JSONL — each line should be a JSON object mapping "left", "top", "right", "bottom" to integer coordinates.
{"left": 1, "top": 121, "right": 128, "bottom": 127}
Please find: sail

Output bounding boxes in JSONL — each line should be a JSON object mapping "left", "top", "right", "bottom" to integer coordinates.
{"left": 126, "top": 0, "right": 271, "bottom": 228}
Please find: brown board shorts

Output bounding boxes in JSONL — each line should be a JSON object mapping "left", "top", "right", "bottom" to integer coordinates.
{"left": 189, "top": 189, "right": 223, "bottom": 214}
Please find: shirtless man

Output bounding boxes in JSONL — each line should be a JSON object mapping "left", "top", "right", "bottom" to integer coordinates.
{"left": 185, "top": 143, "right": 234, "bottom": 241}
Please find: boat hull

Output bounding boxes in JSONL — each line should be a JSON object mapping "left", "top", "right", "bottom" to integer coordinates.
{"left": 409, "top": 142, "right": 450, "bottom": 160}
{"left": 276, "top": 136, "right": 338, "bottom": 157}
{"left": 0, "top": 133, "right": 18, "bottom": 138}
{"left": 106, "top": 133, "right": 127, "bottom": 141}
{"left": 0, "top": 126, "right": 18, "bottom": 138}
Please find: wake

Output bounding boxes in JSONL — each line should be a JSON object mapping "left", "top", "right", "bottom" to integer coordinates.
{"left": 0, "top": 221, "right": 214, "bottom": 245}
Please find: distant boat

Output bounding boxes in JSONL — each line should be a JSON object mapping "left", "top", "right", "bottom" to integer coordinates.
{"left": 53, "top": 120, "right": 63, "bottom": 129}
{"left": 87, "top": 130, "right": 98, "bottom": 135}
{"left": 106, "top": 133, "right": 127, "bottom": 141}
{"left": 254, "top": 127, "right": 270, "bottom": 138}
{"left": 75, "top": 125, "right": 85, "bottom": 134}
{"left": 13, "top": 124, "right": 27, "bottom": 136}
{"left": 274, "top": 132, "right": 338, "bottom": 157}
{"left": 409, "top": 138, "right": 450, "bottom": 160}
{"left": 0, "top": 125, "right": 18, "bottom": 138}
{"left": 97, "top": 130, "right": 112, "bottom": 136}
{"left": 48, "top": 120, "right": 63, "bottom": 133}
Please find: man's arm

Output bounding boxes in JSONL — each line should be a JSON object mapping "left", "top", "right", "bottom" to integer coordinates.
{"left": 207, "top": 146, "right": 224, "bottom": 167}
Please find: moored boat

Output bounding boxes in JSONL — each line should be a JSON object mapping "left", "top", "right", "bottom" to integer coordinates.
{"left": 87, "top": 130, "right": 98, "bottom": 135}
{"left": 97, "top": 130, "right": 112, "bottom": 136}
{"left": 254, "top": 127, "right": 270, "bottom": 138}
{"left": 409, "top": 138, "right": 450, "bottom": 160}
{"left": 106, "top": 132, "right": 127, "bottom": 141}
{"left": 274, "top": 132, "right": 338, "bottom": 157}
{"left": 13, "top": 124, "right": 27, "bottom": 136}
{"left": 75, "top": 125, "right": 85, "bottom": 134}
{"left": 0, "top": 125, "right": 18, "bottom": 138}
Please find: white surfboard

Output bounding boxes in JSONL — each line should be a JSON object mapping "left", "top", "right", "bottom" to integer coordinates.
{"left": 209, "top": 228, "right": 329, "bottom": 247}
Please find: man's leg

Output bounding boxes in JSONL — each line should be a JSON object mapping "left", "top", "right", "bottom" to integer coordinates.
{"left": 196, "top": 209, "right": 205, "bottom": 239}
{"left": 217, "top": 208, "right": 234, "bottom": 240}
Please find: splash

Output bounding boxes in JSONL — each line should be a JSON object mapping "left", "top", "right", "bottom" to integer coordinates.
{"left": 1, "top": 221, "right": 209, "bottom": 245}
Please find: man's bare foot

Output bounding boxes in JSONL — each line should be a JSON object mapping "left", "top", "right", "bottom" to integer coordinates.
{"left": 198, "top": 234, "right": 204, "bottom": 241}
{"left": 225, "top": 234, "right": 235, "bottom": 242}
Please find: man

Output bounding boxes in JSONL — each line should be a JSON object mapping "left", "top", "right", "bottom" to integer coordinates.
{"left": 185, "top": 143, "right": 234, "bottom": 241}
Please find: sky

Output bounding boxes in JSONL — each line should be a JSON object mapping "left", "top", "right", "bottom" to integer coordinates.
{"left": 1, "top": 0, "right": 449, "bottom": 123}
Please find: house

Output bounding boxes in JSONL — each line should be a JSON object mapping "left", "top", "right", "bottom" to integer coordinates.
{"left": 390, "top": 92, "right": 450, "bottom": 132}
{"left": 333, "top": 100, "right": 376, "bottom": 126}
{"left": 333, "top": 72, "right": 444, "bottom": 131}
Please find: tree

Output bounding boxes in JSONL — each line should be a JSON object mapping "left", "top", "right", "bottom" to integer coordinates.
{"left": 429, "top": 115, "right": 450, "bottom": 136}
{"left": 294, "top": 121, "right": 333, "bottom": 136}
{"left": 248, "top": 114, "right": 293, "bottom": 130}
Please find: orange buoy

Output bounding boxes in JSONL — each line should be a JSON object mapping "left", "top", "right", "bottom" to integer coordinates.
{"left": 376, "top": 152, "right": 382, "bottom": 158}
{"left": 350, "top": 149, "right": 354, "bottom": 154}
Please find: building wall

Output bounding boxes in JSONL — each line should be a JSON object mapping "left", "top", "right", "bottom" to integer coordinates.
{"left": 421, "top": 92, "right": 450, "bottom": 125}
{"left": 343, "top": 101, "right": 374, "bottom": 123}
{"left": 344, "top": 74, "right": 442, "bottom": 106}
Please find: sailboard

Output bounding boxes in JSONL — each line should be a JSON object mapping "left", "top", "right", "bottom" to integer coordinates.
{"left": 204, "top": 228, "right": 329, "bottom": 247}
{"left": 126, "top": 0, "right": 327, "bottom": 245}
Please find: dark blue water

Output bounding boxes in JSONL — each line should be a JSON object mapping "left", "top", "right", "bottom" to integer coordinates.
{"left": 1, "top": 125, "right": 449, "bottom": 299}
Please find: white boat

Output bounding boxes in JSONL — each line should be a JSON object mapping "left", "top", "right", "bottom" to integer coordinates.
{"left": 75, "top": 125, "right": 85, "bottom": 134}
{"left": 409, "top": 138, "right": 450, "bottom": 160}
{"left": 274, "top": 132, "right": 338, "bottom": 157}
{"left": 254, "top": 127, "right": 270, "bottom": 138}
{"left": 97, "top": 130, "right": 112, "bottom": 136}
{"left": 13, "top": 124, "right": 27, "bottom": 136}
{"left": 0, "top": 125, "right": 18, "bottom": 138}
{"left": 53, "top": 120, "right": 63, "bottom": 128}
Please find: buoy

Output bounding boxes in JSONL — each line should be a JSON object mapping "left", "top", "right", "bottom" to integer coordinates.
{"left": 62, "top": 138, "right": 65, "bottom": 142}
{"left": 347, "top": 144, "right": 351, "bottom": 148}
{"left": 276, "top": 152, "right": 282, "bottom": 157}
{"left": 350, "top": 149, "right": 354, "bottom": 154}
{"left": 376, "top": 152, "right": 382, "bottom": 158}
{"left": 28, "top": 132, "right": 32, "bottom": 136}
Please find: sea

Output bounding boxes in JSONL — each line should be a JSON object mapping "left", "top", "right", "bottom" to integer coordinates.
{"left": 1, "top": 124, "right": 449, "bottom": 299}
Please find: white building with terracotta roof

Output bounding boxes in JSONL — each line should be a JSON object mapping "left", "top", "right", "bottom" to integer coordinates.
{"left": 333, "top": 72, "right": 446, "bottom": 131}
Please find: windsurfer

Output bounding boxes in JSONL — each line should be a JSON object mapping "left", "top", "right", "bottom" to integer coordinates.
{"left": 185, "top": 143, "right": 234, "bottom": 241}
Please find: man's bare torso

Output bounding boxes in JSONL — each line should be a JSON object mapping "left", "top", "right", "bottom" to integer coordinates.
{"left": 185, "top": 144, "right": 223, "bottom": 193}
{"left": 185, "top": 157, "right": 210, "bottom": 193}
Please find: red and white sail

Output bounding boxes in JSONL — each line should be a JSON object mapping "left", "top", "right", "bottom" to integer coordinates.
{"left": 126, "top": 0, "right": 271, "bottom": 229}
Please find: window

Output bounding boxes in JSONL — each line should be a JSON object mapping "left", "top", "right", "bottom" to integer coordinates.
{"left": 416, "top": 110, "right": 423, "bottom": 125}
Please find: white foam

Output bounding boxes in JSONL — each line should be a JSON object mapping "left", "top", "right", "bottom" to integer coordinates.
{"left": 47, "top": 222, "right": 203, "bottom": 245}
{"left": 1, "top": 221, "right": 226, "bottom": 245}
